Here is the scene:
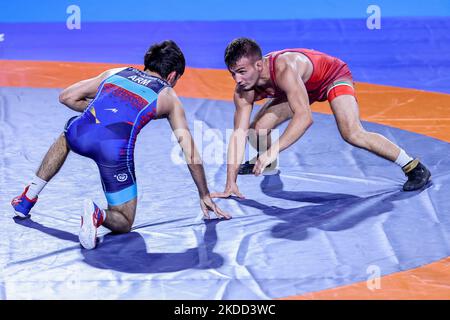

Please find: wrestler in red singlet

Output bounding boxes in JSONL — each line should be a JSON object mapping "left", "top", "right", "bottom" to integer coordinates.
{"left": 260, "top": 48, "right": 356, "bottom": 104}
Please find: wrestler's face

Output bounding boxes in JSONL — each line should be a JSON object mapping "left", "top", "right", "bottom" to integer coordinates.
{"left": 229, "top": 56, "right": 262, "bottom": 91}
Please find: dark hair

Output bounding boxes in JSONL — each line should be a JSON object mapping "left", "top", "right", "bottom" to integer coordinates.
{"left": 144, "top": 40, "right": 185, "bottom": 79}
{"left": 224, "top": 37, "right": 262, "bottom": 68}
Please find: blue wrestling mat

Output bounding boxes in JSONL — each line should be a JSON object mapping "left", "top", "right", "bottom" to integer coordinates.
{"left": 1, "top": 88, "right": 449, "bottom": 299}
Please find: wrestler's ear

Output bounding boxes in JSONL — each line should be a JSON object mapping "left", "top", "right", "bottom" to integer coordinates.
{"left": 166, "top": 71, "right": 178, "bottom": 86}
{"left": 255, "top": 59, "right": 263, "bottom": 71}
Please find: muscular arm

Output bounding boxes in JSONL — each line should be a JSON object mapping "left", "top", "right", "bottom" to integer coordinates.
{"left": 164, "top": 88, "right": 209, "bottom": 197}
{"left": 59, "top": 67, "right": 126, "bottom": 112}
{"left": 226, "top": 90, "right": 253, "bottom": 185}
{"left": 268, "top": 59, "right": 313, "bottom": 154}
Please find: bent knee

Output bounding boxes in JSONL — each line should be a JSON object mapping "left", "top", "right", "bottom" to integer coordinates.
{"left": 250, "top": 121, "right": 271, "bottom": 136}
{"left": 114, "top": 222, "right": 132, "bottom": 234}
{"left": 341, "top": 128, "right": 368, "bottom": 146}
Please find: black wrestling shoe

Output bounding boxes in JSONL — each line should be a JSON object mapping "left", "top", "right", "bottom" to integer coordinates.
{"left": 238, "top": 161, "right": 255, "bottom": 175}
{"left": 402, "top": 159, "right": 431, "bottom": 191}
{"left": 238, "top": 158, "right": 279, "bottom": 175}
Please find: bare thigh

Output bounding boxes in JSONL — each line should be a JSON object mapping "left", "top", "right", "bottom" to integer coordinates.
{"left": 327, "top": 81, "right": 363, "bottom": 136}
{"left": 329, "top": 95, "right": 364, "bottom": 137}
{"left": 329, "top": 83, "right": 400, "bottom": 161}
{"left": 251, "top": 97, "right": 293, "bottom": 130}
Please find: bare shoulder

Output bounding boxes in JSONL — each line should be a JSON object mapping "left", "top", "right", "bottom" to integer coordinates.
{"left": 275, "top": 52, "right": 308, "bottom": 75}
{"left": 159, "top": 86, "right": 181, "bottom": 102}
{"left": 157, "top": 86, "right": 182, "bottom": 118}
{"left": 101, "top": 67, "right": 127, "bottom": 79}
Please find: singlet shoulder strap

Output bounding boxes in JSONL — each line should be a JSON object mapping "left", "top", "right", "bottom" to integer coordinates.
{"left": 268, "top": 51, "right": 286, "bottom": 93}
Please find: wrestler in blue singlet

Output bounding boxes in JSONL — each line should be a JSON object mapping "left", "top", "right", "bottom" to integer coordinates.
{"left": 64, "top": 67, "right": 170, "bottom": 205}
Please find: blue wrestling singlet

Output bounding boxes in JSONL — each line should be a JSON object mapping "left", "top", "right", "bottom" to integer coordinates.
{"left": 64, "top": 67, "right": 170, "bottom": 206}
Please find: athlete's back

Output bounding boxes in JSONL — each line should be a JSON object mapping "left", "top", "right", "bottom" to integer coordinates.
{"left": 66, "top": 67, "right": 170, "bottom": 163}
{"left": 64, "top": 67, "right": 171, "bottom": 205}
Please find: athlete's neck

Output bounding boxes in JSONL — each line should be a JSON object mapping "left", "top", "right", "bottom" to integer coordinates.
{"left": 256, "top": 58, "right": 273, "bottom": 89}
{"left": 143, "top": 69, "right": 164, "bottom": 80}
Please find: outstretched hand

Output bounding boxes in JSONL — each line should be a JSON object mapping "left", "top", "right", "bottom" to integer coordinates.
{"left": 200, "top": 195, "right": 232, "bottom": 220}
{"left": 210, "top": 183, "right": 245, "bottom": 199}
{"left": 253, "top": 151, "right": 277, "bottom": 176}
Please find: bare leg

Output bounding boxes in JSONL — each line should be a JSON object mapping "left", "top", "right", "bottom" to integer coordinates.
{"left": 103, "top": 197, "right": 137, "bottom": 234}
{"left": 36, "top": 133, "right": 70, "bottom": 181}
{"left": 330, "top": 94, "right": 400, "bottom": 161}
{"left": 249, "top": 97, "right": 292, "bottom": 155}
{"left": 234, "top": 98, "right": 293, "bottom": 174}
